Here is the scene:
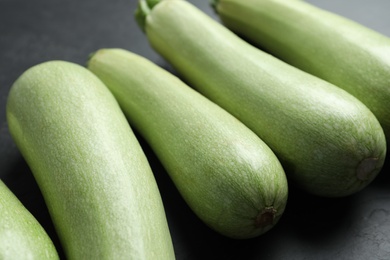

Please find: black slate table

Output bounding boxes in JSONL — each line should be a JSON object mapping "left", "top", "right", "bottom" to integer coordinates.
{"left": 1, "top": 0, "right": 390, "bottom": 259}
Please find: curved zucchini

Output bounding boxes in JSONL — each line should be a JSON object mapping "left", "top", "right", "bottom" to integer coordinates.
{"left": 87, "top": 48, "right": 288, "bottom": 239}
{"left": 6, "top": 61, "right": 175, "bottom": 259}
{"left": 213, "top": 0, "right": 390, "bottom": 143}
{"left": 135, "top": 0, "right": 386, "bottom": 197}
{"left": 0, "top": 180, "right": 59, "bottom": 260}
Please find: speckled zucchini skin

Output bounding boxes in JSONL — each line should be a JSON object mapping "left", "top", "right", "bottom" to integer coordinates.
{"left": 136, "top": 0, "right": 386, "bottom": 197}
{"left": 0, "top": 180, "right": 59, "bottom": 260}
{"left": 88, "top": 48, "right": 288, "bottom": 239}
{"left": 213, "top": 0, "right": 390, "bottom": 144}
{"left": 6, "top": 61, "right": 175, "bottom": 259}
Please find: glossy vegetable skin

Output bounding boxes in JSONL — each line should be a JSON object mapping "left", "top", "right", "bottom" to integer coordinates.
{"left": 88, "top": 48, "right": 288, "bottom": 239}
{"left": 213, "top": 0, "right": 390, "bottom": 143}
{"left": 136, "top": 0, "right": 386, "bottom": 197}
{"left": 6, "top": 61, "right": 175, "bottom": 260}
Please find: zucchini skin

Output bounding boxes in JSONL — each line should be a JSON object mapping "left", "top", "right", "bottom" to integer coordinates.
{"left": 136, "top": 0, "right": 387, "bottom": 197}
{"left": 6, "top": 61, "right": 175, "bottom": 259}
{"left": 87, "top": 48, "right": 288, "bottom": 239}
{"left": 0, "top": 180, "right": 59, "bottom": 260}
{"left": 214, "top": 0, "right": 390, "bottom": 143}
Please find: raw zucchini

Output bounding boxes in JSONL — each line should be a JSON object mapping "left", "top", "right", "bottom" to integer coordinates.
{"left": 87, "top": 48, "right": 288, "bottom": 239}
{"left": 6, "top": 61, "right": 175, "bottom": 259}
{"left": 213, "top": 0, "right": 390, "bottom": 142}
{"left": 0, "top": 180, "right": 59, "bottom": 260}
{"left": 135, "top": 0, "right": 387, "bottom": 197}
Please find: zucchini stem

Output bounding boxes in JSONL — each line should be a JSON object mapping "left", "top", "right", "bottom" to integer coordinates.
{"left": 135, "top": 0, "right": 161, "bottom": 32}
{"left": 210, "top": 0, "right": 219, "bottom": 12}
{"left": 135, "top": 0, "right": 150, "bottom": 32}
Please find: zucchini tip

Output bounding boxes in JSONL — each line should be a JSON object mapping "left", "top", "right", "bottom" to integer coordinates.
{"left": 356, "top": 157, "right": 382, "bottom": 181}
{"left": 255, "top": 206, "right": 277, "bottom": 228}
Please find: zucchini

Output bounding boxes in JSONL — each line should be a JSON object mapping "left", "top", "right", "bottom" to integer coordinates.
{"left": 0, "top": 180, "right": 59, "bottom": 260}
{"left": 213, "top": 0, "right": 390, "bottom": 143}
{"left": 87, "top": 48, "right": 288, "bottom": 239}
{"left": 6, "top": 61, "right": 175, "bottom": 259}
{"left": 135, "top": 0, "right": 387, "bottom": 197}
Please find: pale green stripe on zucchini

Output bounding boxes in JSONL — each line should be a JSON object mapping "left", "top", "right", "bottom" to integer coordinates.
{"left": 0, "top": 180, "right": 59, "bottom": 260}
{"left": 213, "top": 0, "right": 390, "bottom": 143}
{"left": 6, "top": 61, "right": 175, "bottom": 260}
{"left": 136, "top": 0, "right": 386, "bottom": 197}
{"left": 87, "top": 48, "right": 288, "bottom": 239}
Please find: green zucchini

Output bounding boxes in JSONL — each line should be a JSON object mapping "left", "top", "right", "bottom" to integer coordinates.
{"left": 0, "top": 180, "right": 59, "bottom": 260}
{"left": 213, "top": 0, "right": 390, "bottom": 143}
{"left": 87, "top": 48, "right": 288, "bottom": 239}
{"left": 135, "top": 0, "right": 387, "bottom": 197}
{"left": 6, "top": 61, "right": 174, "bottom": 259}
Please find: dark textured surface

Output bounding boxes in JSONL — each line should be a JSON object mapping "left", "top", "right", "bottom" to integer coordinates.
{"left": 1, "top": 0, "right": 389, "bottom": 259}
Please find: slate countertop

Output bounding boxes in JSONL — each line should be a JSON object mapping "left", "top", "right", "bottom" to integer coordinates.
{"left": 1, "top": 0, "right": 389, "bottom": 259}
